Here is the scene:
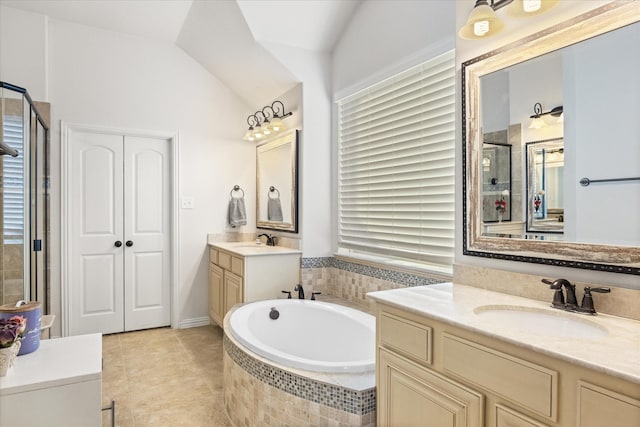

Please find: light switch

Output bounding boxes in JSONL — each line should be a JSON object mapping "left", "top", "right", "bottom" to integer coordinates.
{"left": 181, "top": 197, "right": 195, "bottom": 209}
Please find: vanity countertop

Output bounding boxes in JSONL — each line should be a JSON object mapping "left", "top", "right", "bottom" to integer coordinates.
{"left": 209, "top": 241, "right": 302, "bottom": 257}
{"left": 367, "top": 283, "right": 640, "bottom": 384}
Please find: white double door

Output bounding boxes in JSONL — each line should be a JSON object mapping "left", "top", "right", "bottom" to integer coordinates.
{"left": 68, "top": 131, "right": 171, "bottom": 335}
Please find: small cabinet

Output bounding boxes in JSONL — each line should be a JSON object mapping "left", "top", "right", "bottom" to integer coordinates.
{"left": 379, "top": 347, "right": 483, "bottom": 427}
{"left": 208, "top": 263, "right": 223, "bottom": 326}
{"left": 208, "top": 244, "right": 300, "bottom": 328}
{"left": 577, "top": 381, "right": 640, "bottom": 427}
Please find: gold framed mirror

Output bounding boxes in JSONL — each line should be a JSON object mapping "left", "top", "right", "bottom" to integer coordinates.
{"left": 256, "top": 129, "right": 298, "bottom": 233}
{"left": 462, "top": 1, "right": 640, "bottom": 275}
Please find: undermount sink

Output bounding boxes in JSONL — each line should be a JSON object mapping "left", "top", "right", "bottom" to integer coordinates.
{"left": 473, "top": 305, "right": 608, "bottom": 339}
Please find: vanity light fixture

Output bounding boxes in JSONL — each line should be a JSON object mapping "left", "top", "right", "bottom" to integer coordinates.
{"left": 459, "top": 0, "right": 559, "bottom": 40}
{"left": 458, "top": 0, "right": 507, "bottom": 40}
{"left": 528, "top": 102, "right": 563, "bottom": 129}
{"left": 243, "top": 100, "right": 293, "bottom": 141}
{"left": 507, "top": 0, "right": 559, "bottom": 17}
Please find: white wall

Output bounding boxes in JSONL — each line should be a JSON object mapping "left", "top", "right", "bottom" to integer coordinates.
{"left": 1, "top": 6, "right": 253, "bottom": 335}
{"left": 261, "top": 43, "right": 333, "bottom": 257}
{"left": 0, "top": 6, "right": 48, "bottom": 99}
{"left": 455, "top": 0, "right": 639, "bottom": 289}
{"left": 332, "top": 0, "right": 455, "bottom": 99}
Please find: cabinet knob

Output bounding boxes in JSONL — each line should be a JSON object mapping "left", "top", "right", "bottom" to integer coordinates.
{"left": 114, "top": 241, "right": 122, "bottom": 248}
{"left": 125, "top": 240, "right": 134, "bottom": 247}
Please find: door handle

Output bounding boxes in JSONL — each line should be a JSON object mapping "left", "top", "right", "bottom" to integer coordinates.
{"left": 114, "top": 241, "right": 123, "bottom": 248}
{"left": 126, "top": 240, "right": 134, "bottom": 247}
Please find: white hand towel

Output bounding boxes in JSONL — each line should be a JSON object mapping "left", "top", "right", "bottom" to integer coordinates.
{"left": 268, "top": 197, "right": 283, "bottom": 221}
{"left": 228, "top": 197, "right": 247, "bottom": 227}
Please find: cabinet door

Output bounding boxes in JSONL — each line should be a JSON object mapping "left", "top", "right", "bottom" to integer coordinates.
{"left": 208, "top": 263, "right": 224, "bottom": 326}
{"left": 224, "top": 271, "right": 243, "bottom": 320}
{"left": 577, "top": 381, "right": 640, "bottom": 427}
{"left": 378, "top": 348, "right": 483, "bottom": 427}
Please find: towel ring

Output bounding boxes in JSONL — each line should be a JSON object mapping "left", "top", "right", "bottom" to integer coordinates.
{"left": 268, "top": 186, "right": 280, "bottom": 199}
{"left": 230, "top": 185, "right": 244, "bottom": 198}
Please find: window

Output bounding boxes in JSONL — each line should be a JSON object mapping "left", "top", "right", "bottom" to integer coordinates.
{"left": 338, "top": 50, "right": 455, "bottom": 272}
{"left": 2, "top": 115, "right": 24, "bottom": 244}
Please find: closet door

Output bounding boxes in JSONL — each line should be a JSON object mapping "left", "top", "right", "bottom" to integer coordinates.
{"left": 69, "top": 131, "right": 125, "bottom": 335}
{"left": 123, "top": 136, "right": 170, "bottom": 331}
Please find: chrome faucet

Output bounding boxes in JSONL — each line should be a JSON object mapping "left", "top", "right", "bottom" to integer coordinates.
{"left": 257, "top": 233, "right": 276, "bottom": 246}
{"left": 294, "top": 284, "right": 305, "bottom": 299}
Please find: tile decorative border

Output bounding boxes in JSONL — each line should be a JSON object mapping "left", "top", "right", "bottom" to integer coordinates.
{"left": 301, "top": 257, "right": 334, "bottom": 268}
{"left": 302, "top": 257, "right": 446, "bottom": 288}
{"left": 223, "top": 334, "right": 376, "bottom": 415}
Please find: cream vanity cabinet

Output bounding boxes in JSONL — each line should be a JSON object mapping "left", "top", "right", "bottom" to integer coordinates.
{"left": 375, "top": 303, "right": 640, "bottom": 427}
{"left": 208, "top": 242, "right": 301, "bottom": 327}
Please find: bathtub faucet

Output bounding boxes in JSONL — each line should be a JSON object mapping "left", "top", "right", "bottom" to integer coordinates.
{"left": 294, "top": 284, "right": 305, "bottom": 299}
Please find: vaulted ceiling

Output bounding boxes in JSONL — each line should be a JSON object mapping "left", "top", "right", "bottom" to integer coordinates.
{"left": 0, "top": 0, "right": 362, "bottom": 106}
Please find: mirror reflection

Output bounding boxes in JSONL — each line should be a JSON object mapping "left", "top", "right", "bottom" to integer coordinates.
{"left": 478, "top": 20, "right": 640, "bottom": 247}
{"left": 526, "top": 138, "right": 564, "bottom": 233}
{"left": 256, "top": 129, "right": 298, "bottom": 233}
{"left": 482, "top": 142, "right": 511, "bottom": 223}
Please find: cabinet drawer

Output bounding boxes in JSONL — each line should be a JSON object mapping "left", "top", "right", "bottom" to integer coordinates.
{"left": 209, "top": 248, "right": 218, "bottom": 264}
{"left": 217, "top": 251, "right": 243, "bottom": 276}
{"left": 442, "top": 333, "right": 557, "bottom": 421}
{"left": 577, "top": 381, "right": 640, "bottom": 427}
{"left": 495, "top": 404, "right": 549, "bottom": 427}
{"left": 380, "top": 312, "right": 432, "bottom": 365}
{"left": 230, "top": 255, "right": 244, "bottom": 276}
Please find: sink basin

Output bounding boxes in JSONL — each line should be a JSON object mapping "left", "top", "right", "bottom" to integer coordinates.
{"left": 473, "top": 305, "right": 608, "bottom": 339}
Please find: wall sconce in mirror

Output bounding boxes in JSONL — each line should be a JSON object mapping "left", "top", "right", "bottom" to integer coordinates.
{"left": 459, "top": 0, "right": 559, "bottom": 40}
{"left": 528, "top": 102, "right": 563, "bottom": 129}
{"left": 243, "top": 100, "right": 293, "bottom": 142}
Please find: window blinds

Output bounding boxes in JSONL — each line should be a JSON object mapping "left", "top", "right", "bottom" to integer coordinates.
{"left": 2, "top": 115, "right": 24, "bottom": 244}
{"left": 338, "top": 50, "right": 455, "bottom": 269}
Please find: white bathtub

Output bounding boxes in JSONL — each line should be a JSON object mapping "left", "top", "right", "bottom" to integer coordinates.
{"left": 228, "top": 299, "right": 376, "bottom": 373}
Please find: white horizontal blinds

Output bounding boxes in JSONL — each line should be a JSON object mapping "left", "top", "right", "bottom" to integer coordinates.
{"left": 2, "top": 115, "right": 24, "bottom": 244}
{"left": 338, "top": 50, "right": 455, "bottom": 268}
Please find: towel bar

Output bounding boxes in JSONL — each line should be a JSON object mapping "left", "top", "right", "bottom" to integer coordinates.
{"left": 579, "top": 176, "right": 640, "bottom": 186}
{"left": 230, "top": 185, "right": 245, "bottom": 198}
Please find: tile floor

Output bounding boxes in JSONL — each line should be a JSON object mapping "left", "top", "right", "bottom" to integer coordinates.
{"left": 101, "top": 325, "right": 232, "bottom": 427}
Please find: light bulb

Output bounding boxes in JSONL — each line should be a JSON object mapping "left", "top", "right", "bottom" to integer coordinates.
{"left": 474, "top": 20, "right": 490, "bottom": 36}
{"left": 523, "top": 0, "right": 541, "bottom": 13}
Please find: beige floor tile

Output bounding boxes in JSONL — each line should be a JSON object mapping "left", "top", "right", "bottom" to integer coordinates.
{"left": 102, "top": 325, "right": 232, "bottom": 427}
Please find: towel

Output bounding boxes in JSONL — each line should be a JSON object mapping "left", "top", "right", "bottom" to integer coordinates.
{"left": 268, "top": 197, "right": 283, "bottom": 221}
{"left": 228, "top": 197, "right": 247, "bottom": 227}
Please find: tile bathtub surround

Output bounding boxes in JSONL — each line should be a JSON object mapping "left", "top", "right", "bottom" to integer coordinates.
{"left": 454, "top": 263, "right": 640, "bottom": 321}
{"left": 223, "top": 334, "right": 376, "bottom": 427}
{"left": 301, "top": 256, "right": 447, "bottom": 312}
{"left": 101, "top": 326, "right": 232, "bottom": 427}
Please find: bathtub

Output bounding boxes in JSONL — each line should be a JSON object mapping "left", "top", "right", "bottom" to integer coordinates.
{"left": 228, "top": 299, "right": 375, "bottom": 373}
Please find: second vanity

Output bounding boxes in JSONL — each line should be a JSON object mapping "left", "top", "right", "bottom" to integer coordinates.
{"left": 368, "top": 283, "right": 640, "bottom": 427}
{"left": 208, "top": 241, "right": 301, "bottom": 327}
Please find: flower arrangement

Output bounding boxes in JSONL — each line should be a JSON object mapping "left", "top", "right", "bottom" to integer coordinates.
{"left": 495, "top": 189, "right": 509, "bottom": 213}
{"left": 0, "top": 316, "right": 26, "bottom": 349}
{"left": 534, "top": 190, "right": 544, "bottom": 211}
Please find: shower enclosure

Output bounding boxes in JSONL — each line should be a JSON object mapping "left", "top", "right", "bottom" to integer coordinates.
{"left": 0, "top": 82, "right": 49, "bottom": 313}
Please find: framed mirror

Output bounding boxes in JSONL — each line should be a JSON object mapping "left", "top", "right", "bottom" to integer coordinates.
{"left": 462, "top": 2, "right": 640, "bottom": 275}
{"left": 256, "top": 129, "right": 298, "bottom": 233}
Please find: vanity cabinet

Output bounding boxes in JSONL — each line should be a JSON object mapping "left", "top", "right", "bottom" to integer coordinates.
{"left": 376, "top": 303, "right": 640, "bottom": 427}
{"left": 208, "top": 244, "right": 300, "bottom": 328}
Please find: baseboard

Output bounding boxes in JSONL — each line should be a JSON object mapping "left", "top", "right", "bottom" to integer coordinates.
{"left": 179, "top": 316, "right": 211, "bottom": 329}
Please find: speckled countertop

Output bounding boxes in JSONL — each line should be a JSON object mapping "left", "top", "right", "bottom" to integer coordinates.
{"left": 208, "top": 241, "right": 301, "bottom": 257}
{"left": 367, "top": 283, "right": 640, "bottom": 384}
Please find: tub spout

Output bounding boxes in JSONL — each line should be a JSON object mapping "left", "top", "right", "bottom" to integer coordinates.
{"left": 294, "top": 284, "right": 305, "bottom": 299}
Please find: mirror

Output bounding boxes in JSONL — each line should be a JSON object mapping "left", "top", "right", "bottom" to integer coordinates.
{"left": 526, "top": 138, "right": 564, "bottom": 234}
{"left": 256, "top": 129, "right": 298, "bottom": 233}
{"left": 462, "top": 3, "right": 640, "bottom": 275}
